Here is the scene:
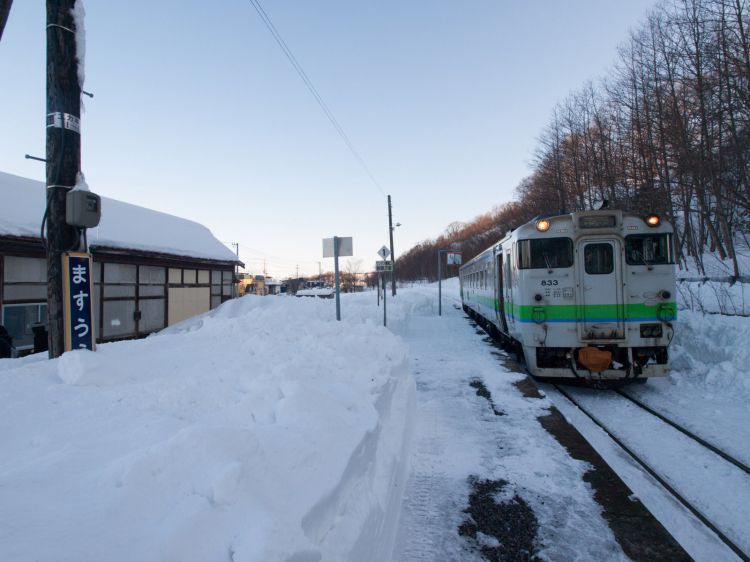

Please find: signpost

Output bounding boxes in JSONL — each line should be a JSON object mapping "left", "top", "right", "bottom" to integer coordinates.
{"left": 62, "top": 252, "right": 95, "bottom": 351}
{"left": 375, "top": 246, "right": 393, "bottom": 326}
{"left": 323, "top": 236, "right": 353, "bottom": 321}
{"left": 437, "top": 249, "right": 462, "bottom": 316}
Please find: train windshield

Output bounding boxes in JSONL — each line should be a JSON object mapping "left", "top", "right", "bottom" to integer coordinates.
{"left": 518, "top": 237, "right": 573, "bottom": 269}
{"left": 625, "top": 234, "right": 674, "bottom": 265}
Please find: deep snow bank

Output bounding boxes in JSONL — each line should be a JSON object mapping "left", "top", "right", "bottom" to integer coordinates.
{"left": 0, "top": 294, "right": 415, "bottom": 562}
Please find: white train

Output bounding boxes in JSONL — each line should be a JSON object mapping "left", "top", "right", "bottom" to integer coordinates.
{"left": 459, "top": 209, "right": 676, "bottom": 382}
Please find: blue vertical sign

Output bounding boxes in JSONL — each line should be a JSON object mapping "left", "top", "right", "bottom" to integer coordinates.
{"left": 63, "top": 252, "right": 96, "bottom": 352}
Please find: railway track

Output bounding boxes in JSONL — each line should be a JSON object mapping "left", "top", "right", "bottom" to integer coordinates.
{"left": 553, "top": 384, "right": 750, "bottom": 562}
{"left": 614, "top": 388, "right": 750, "bottom": 477}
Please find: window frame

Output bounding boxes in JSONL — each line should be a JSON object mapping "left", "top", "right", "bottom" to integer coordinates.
{"left": 625, "top": 233, "right": 674, "bottom": 266}
{"left": 517, "top": 237, "right": 574, "bottom": 270}
{"left": 584, "top": 243, "right": 614, "bottom": 275}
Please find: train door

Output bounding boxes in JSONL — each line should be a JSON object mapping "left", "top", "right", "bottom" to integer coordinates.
{"left": 495, "top": 252, "right": 508, "bottom": 332}
{"left": 505, "top": 249, "right": 514, "bottom": 329}
{"left": 577, "top": 239, "right": 624, "bottom": 339}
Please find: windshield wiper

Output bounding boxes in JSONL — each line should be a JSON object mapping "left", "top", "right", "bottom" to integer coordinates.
{"left": 543, "top": 252, "right": 552, "bottom": 270}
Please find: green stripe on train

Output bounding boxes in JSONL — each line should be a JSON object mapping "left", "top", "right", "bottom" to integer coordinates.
{"left": 464, "top": 294, "right": 676, "bottom": 321}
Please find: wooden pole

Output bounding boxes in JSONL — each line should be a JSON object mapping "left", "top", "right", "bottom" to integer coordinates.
{"left": 46, "top": 0, "right": 82, "bottom": 358}
{"left": 0, "top": 0, "right": 13, "bottom": 42}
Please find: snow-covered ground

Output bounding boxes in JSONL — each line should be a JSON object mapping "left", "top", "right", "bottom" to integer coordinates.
{"left": 391, "top": 281, "right": 629, "bottom": 561}
{"left": 1, "top": 275, "right": 748, "bottom": 561}
{"left": 0, "top": 295, "right": 415, "bottom": 561}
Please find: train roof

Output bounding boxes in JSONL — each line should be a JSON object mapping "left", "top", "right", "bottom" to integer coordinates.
{"left": 459, "top": 209, "right": 673, "bottom": 272}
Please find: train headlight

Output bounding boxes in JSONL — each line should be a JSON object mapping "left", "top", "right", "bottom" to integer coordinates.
{"left": 536, "top": 219, "right": 551, "bottom": 232}
{"left": 645, "top": 214, "right": 661, "bottom": 227}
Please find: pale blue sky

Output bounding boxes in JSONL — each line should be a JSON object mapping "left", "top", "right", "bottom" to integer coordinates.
{"left": 1, "top": 1, "right": 657, "bottom": 277}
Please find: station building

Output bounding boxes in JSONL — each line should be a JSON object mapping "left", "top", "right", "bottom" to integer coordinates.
{"left": 0, "top": 171, "right": 242, "bottom": 353}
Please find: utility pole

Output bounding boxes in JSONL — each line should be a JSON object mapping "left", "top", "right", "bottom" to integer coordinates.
{"left": 46, "top": 0, "right": 82, "bottom": 358}
{"left": 232, "top": 243, "right": 239, "bottom": 297}
{"left": 388, "top": 194, "right": 396, "bottom": 296}
{"left": 0, "top": 0, "right": 13, "bottom": 42}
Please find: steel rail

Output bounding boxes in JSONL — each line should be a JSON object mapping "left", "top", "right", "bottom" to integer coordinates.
{"left": 616, "top": 389, "right": 750, "bottom": 476}
{"left": 553, "top": 384, "right": 750, "bottom": 562}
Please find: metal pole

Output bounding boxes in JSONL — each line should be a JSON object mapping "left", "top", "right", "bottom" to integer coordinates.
{"left": 334, "top": 236, "right": 341, "bottom": 321}
{"left": 383, "top": 272, "right": 387, "bottom": 327}
{"left": 388, "top": 195, "right": 396, "bottom": 297}
{"left": 438, "top": 250, "right": 443, "bottom": 316}
{"left": 377, "top": 272, "right": 380, "bottom": 307}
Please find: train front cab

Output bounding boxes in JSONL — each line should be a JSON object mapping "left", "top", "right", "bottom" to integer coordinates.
{"left": 505, "top": 211, "right": 676, "bottom": 382}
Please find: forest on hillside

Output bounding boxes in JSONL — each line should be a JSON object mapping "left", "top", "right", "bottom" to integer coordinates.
{"left": 397, "top": 0, "right": 750, "bottom": 281}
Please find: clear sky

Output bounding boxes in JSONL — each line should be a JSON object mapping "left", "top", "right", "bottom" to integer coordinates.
{"left": 1, "top": 0, "right": 657, "bottom": 277}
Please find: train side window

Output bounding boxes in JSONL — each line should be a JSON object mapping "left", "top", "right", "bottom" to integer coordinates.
{"left": 518, "top": 238, "right": 573, "bottom": 269}
{"left": 584, "top": 243, "right": 614, "bottom": 274}
{"left": 625, "top": 234, "right": 673, "bottom": 265}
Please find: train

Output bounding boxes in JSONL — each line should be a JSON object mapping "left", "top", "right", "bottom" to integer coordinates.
{"left": 459, "top": 209, "right": 676, "bottom": 382}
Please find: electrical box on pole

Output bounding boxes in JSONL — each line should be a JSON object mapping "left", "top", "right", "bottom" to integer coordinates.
{"left": 65, "top": 190, "right": 101, "bottom": 227}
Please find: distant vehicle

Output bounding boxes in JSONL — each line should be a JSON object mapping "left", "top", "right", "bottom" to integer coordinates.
{"left": 460, "top": 209, "right": 676, "bottom": 383}
{"left": 295, "top": 288, "right": 334, "bottom": 299}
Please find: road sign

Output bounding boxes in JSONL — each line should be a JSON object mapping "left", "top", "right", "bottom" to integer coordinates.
{"left": 323, "top": 236, "right": 353, "bottom": 258}
{"left": 322, "top": 236, "right": 354, "bottom": 321}
{"left": 377, "top": 245, "right": 390, "bottom": 259}
{"left": 447, "top": 252, "right": 462, "bottom": 265}
{"left": 376, "top": 260, "right": 393, "bottom": 272}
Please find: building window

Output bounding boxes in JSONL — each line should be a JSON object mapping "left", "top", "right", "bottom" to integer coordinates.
{"left": 137, "top": 265, "right": 166, "bottom": 335}
{"left": 1, "top": 303, "right": 47, "bottom": 350}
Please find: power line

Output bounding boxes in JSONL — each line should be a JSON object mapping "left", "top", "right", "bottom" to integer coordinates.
{"left": 247, "top": 0, "right": 386, "bottom": 198}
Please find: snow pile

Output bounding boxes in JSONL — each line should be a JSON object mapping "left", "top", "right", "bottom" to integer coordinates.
{"left": 0, "top": 295, "right": 415, "bottom": 561}
{"left": 667, "top": 309, "right": 750, "bottom": 395}
{"left": 676, "top": 279, "right": 749, "bottom": 316}
{"left": 0, "top": 171, "right": 237, "bottom": 263}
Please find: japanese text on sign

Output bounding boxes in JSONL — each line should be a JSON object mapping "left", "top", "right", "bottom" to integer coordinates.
{"left": 63, "top": 253, "right": 96, "bottom": 352}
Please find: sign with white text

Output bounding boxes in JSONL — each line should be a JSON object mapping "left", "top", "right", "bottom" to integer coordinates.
{"left": 62, "top": 252, "right": 96, "bottom": 352}
{"left": 376, "top": 260, "right": 393, "bottom": 272}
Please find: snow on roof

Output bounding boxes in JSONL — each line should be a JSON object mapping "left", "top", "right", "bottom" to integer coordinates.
{"left": 0, "top": 171, "right": 238, "bottom": 263}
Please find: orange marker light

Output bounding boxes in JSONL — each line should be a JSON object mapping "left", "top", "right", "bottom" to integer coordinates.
{"left": 536, "top": 219, "right": 551, "bottom": 232}
{"left": 645, "top": 214, "right": 660, "bottom": 227}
